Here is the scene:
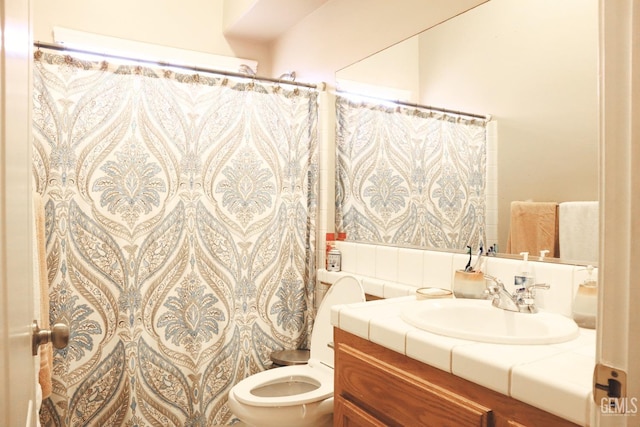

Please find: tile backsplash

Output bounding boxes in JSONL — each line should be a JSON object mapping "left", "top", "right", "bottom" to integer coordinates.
{"left": 319, "top": 241, "right": 597, "bottom": 318}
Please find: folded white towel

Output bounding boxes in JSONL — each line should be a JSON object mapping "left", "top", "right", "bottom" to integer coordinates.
{"left": 559, "top": 201, "right": 599, "bottom": 262}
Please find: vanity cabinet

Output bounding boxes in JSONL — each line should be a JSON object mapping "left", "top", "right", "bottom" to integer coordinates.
{"left": 333, "top": 328, "right": 579, "bottom": 427}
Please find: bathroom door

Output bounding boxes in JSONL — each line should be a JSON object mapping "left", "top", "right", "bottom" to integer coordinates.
{"left": 0, "top": 0, "right": 39, "bottom": 426}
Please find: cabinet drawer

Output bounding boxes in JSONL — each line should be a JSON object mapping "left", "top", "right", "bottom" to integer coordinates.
{"left": 336, "top": 343, "right": 491, "bottom": 427}
{"left": 335, "top": 395, "right": 388, "bottom": 427}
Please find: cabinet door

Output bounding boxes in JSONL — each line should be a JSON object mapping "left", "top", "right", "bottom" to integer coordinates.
{"left": 335, "top": 328, "right": 581, "bottom": 427}
{"left": 335, "top": 395, "right": 388, "bottom": 427}
{"left": 336, "top": 343, "right": 491, "bottom": 426}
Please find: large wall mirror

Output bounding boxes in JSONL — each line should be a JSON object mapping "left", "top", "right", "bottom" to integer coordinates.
{"left": 335, "top": 0, "right": 599, "bottom": 265}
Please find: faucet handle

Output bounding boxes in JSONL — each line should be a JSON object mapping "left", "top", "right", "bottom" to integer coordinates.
{"left": 483, "top": 274, "right": 501, "bottom": 294}
{"left": 526, "top": 283, "right": 550, "bottom": 291}
{"left": 522, "top": 283, "right": 550, "bottom": 305}
{"left": 483, "top": 274, "right": 503, "bottom": 287}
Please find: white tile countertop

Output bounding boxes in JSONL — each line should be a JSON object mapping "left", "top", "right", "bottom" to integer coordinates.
{"left": 330, "top": 296, "right": 596, "bottom": 426}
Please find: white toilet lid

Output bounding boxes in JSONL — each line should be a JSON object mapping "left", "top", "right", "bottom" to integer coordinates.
{"left": 231, "top": 361, "right": 333, "bottom": 407}
{"left": 310, "top": 275, "right": 364, "bottom": 367}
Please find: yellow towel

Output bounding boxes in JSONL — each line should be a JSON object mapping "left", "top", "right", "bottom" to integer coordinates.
{"left": 34, "top": 193, "right": 53, "bottom": 399}
{"left": 506, "top": 201, "right": 559, "bottom": 257}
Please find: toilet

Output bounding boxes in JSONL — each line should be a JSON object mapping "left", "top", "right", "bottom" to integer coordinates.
{"left": 227, "top": 276, "right": 364, "bottom": 427}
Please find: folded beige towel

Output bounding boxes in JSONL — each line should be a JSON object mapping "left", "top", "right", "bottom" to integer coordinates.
{"left": 34, "top": 193, "right": 53, "bottom": 399}
{"left": 506, "top": 201, "right": 559, "bottom": 257}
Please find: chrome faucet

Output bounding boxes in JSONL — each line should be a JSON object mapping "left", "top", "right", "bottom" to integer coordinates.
{"left": 483, "top": 274, "right": 550, "bottom": 313}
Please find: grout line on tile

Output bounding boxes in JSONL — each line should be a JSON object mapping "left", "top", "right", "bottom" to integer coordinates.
{"left": 449, "top": 346, "right": 454, "bottom": 374}
{"left": 449, "top": 341, "right": 477, "bottom": 374}
{"left": 508, "top": 364, "right": 515, "bottom": 397}
{"left": 583, "top": 394, "right": 593, "bottom": 427}
{"left": 449, "top": 342, "right": 468, "bottom": 374}
{"left": 584, "top": 392, "right": 598, "bottom": 427}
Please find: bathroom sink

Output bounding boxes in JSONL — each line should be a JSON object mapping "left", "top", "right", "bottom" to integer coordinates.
{"left": 401, "top": 299, "right": 579, "bottom": 344}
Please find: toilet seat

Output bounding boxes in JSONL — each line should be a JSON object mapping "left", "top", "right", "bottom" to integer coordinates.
{"left": 230, "top": 359, "right": 333, "bottom": 407}
{"left": 228, "top": 276, "right": 364, "bottom": 426}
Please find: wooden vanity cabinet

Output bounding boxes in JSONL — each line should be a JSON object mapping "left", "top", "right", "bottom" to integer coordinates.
{"left": 334, "top": 328, "right": 579, "bottom": 427}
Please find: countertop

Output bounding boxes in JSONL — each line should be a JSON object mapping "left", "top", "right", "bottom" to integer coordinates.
{"left": 330, "top": 296, "right": 596, "bottom": 426}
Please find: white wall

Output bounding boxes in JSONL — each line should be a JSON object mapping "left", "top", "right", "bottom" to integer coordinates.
{"left": 335, "top": 36, "right": 420, "bottom": 102}
{"left": 32, "top": 0, "right": 273, "bottom": 73}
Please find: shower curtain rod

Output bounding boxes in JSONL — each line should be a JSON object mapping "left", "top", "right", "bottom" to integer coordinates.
{"left": 337, "top": 90, "right": 491, "bottom": 121}
{"left": 33, "top": 41, "right": 322, "bottom": 90}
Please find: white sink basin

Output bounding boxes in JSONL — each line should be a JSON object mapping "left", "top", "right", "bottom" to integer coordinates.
{"left": 401, "top": 298, "right": 579, "bottom": 345}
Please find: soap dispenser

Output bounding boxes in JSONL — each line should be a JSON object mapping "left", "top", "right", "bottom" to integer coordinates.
{"left": 572, "top": 265, "right": 597, "bottom": 329}
{"left": 514, "top": 252, "right": 535, "bottom": 294}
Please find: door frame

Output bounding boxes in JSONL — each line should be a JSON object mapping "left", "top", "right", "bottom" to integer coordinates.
{"left": 596, "top": 0, "right": 640, "bottom": 425}
{"left": 0, "top": 0, "right": 36, "bottom": 425}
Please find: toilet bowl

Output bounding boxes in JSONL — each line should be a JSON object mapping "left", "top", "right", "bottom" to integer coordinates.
{"left": 227, "top": 276, "right": 364, "bottom": 427}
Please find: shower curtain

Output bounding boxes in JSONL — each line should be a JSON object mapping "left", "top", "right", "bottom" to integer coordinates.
{"left": 335, "top": 94, "right": 487, "bottom": 250}
{"left": 32, "top": 51, "right": 318, "bottom": 426}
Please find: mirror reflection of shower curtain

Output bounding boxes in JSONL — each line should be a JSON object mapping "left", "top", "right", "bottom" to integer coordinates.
{"left": 32, "top": 51, "right": 318, "bottom": 426}
{"left": 335, "top": 94, "right": 487, "bottom": 250}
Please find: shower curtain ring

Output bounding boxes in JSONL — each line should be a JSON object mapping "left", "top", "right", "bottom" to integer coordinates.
{"left": 34, "top": 43, "right": 43, "bottom": 60}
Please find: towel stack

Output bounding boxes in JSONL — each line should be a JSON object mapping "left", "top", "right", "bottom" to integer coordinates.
{"left": 559, "top": 201, "right": 599, "bottom": 262}
{"left": 506, "top": 201, "right": 559, "bottom": 257}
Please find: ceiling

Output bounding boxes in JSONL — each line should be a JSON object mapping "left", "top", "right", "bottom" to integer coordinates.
{"left": 223, "top": 0, "right": 330, "bottom": 41}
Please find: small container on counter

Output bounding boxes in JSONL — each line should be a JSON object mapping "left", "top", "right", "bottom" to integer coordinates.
{"left": 572, "top": 265, "right": 597, "bottom": 329}
{"left": 327, "top": 248, "right": 342, "bottom": 272}
{"left": 325, "top": 233, "right": 335, "bottom": 269}
{"left": 453, "top": 269, "right": 486, "bottom": 299}
{"left": 416, "top": 287, "right": 453, "bottom": 300}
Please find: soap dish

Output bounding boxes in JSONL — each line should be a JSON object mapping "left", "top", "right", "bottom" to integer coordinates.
{"left": 416, "top": 287, "right": 453, "bottom": 300}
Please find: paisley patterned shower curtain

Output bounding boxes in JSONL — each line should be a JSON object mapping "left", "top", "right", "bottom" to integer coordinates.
{"left": 32, "top": 51, "right": 318, "bottom": 426}
{"left": 336, "top": 94, "right": 487, "bottom": 250}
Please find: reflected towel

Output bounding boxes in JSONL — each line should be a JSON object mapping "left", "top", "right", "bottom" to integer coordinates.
{"left": 559, "top": 201, "right": 599, "bottom": 262}
{"left": 34, "top": 193, "right": 53, "bottom": 400}
{"left": 506, "top": 201, "right": 559, "bottom": 257}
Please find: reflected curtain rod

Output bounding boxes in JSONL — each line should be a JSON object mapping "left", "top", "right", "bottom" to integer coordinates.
{"left": 337, "top": 90, "right": 491, "bottom": 121}
{"left": 33, "top": 41, "right": 322, "bottom": 90}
